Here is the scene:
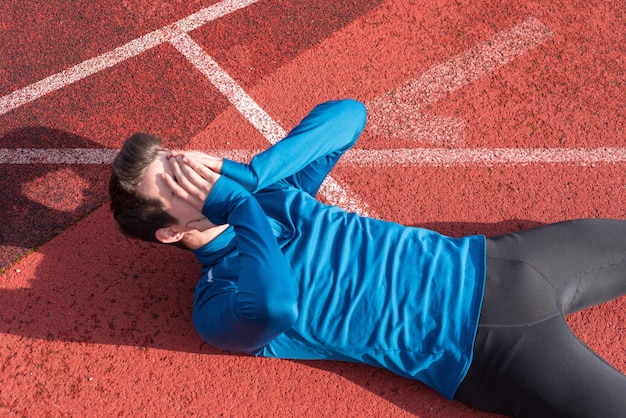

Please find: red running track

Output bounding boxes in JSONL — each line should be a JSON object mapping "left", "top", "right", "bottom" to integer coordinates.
{"left": 1, "top": 0, "right": 625, "bottom": 416}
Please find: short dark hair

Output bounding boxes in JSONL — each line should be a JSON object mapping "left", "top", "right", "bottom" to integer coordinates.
{"left": 109, "top": 132, "right": 178, "bottom": 243}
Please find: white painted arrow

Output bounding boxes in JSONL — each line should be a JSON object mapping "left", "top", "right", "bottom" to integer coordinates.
{"left": 367, "top": 17, "right": 554, "bottom": 146}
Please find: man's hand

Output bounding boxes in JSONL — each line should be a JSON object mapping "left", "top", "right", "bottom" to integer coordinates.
{"left": 162, "top": 153, "right": 221, "bottom": 212}
{"left": 169, "top": 150, "right": 224, "bottom": 174}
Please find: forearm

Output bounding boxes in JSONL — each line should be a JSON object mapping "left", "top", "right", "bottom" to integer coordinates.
{"left": 201, "top": 176, "right": 297, "bottom": 336}
{"left": 222, "top": 99, "right": 366, "bottom": 192}
{"left": 167, "top": 153, "right": 298, "bottom": 352}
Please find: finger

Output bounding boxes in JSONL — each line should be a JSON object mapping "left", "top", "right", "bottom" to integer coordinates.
{"left": 180, "top": 155, "right": 220, "bottom": 183}
{"left": 175, "top": 156, "right": 214, "bottom": 190}
{"left": 179, "top": 150, "right": 205, "bottom": 159}
{"left": 161, "top": 171, "right": 204, "bottom": 211}
{"left": 170, "top": 157, "right": 212, "bottom": 203}
{"left": 172, "top": 150, "right": 204, "bottom": 163}
{"left": 169, "top": 156, "right": 196, "bottom": 191}
{"left": 161, "top": 170, "right": 190, "bottom": 199}
{"left": 178, "top": 152, "right": 223, "bottom": 173}
{"left": 170, "top": 156, "right": 210, "bottom": 205}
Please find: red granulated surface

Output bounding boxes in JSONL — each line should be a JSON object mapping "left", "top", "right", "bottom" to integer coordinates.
{"left": 1, "top": 0, "right": 624, "bottom": 416}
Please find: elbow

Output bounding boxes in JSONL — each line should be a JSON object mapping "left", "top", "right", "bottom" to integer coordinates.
{"left": 335, "top": 99, "right": 367, "bottom": 142}
{"left": 254, "top": 264, "right": 299, "bottom": 328}
{"left": 251, "top": 286, "right": 299, "bottom": 330}
{"left": 266, "top": 270, "right": 299, "bottom": 327}
{"left": 233, "top": 277, "right": 299, "bottom": 330}
{"left": 266, "top": 298, "right": 298, "bottom": 329}
{"left": 344, "top": 98, "right": 367, "bottom": 122}
{"left": 192, "top": 297, "right": 298, "bottom": 353}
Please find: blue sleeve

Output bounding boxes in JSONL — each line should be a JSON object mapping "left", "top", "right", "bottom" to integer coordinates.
{"left": 192, "top": 176, "right": 298, "bottom": 353}
{"left": 221, "top": 99, "right": 366, "bottom": 195}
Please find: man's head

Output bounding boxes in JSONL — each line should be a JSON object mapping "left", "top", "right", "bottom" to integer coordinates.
{"left": 110, "top": 133, "right": 220, "bottom": 248}
{"left": 109, "top": 133, "right": 178, "bottom": 244}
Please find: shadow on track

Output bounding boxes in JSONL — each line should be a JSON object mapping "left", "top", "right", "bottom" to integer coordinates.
{"left": 0, "top": 127, "right": 110, "bottom": 269}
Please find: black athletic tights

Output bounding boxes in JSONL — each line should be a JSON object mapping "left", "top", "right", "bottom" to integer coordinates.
{"left": 455, "top": 219, "right": 626, "bottom": 418}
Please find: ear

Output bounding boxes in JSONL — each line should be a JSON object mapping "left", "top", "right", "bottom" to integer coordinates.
{"left": 155, "top": 226, "right": 185, "bottom": 244}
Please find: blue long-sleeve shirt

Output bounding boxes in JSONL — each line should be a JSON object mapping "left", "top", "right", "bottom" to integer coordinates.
{"left": 191, "top": 100, "right": 486, "bottom": 399}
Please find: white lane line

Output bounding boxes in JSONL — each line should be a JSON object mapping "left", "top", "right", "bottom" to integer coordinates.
{"left": 0, "top": 0, "right": 260, "bottom": 117}
{"left": 0, "top": 0, "right": 369, "bottom": 214}
{"left": 0, "top": 32, "right": 165, "bottom": 116}
{"left": 169, "top": 33, "right": 287, "bottom": 144}
{"left": 5, "top": 148, "right": 626, "bottom": 167}
{"left": 171, "top": 0, "right": 258, "bottom": 34}
{"left": 367, "top": 16, "right": 554, "bottom": 146}
{"left": 342, "top": 148, "right": 626, "bottom": 167}
{"left": 0, "top": 148, "right": 119, "bottom": 164}
{"left": 169, "top": 33, "right": 372, "bottom": 215}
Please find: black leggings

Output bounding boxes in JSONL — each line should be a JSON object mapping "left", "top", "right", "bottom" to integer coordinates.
{"left": 455, "top": 219, "right": 626, "bottom": 418}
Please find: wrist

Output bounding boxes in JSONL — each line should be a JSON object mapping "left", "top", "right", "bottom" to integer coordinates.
{"left": 222, "top": 159, "right": 256, "bottom": 191}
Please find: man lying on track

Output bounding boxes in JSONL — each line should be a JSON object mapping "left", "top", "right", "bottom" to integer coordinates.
{"left": 109, "top": 99, "right": 626, "bottom": 417}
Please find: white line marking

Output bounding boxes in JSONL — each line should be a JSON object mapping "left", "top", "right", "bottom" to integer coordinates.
{"left": 0, "top": 0, "right": 260, "bottom": 116}
{"left": 342, "top": 148, "right": 626, "bottom": 167}
{"left": 0, "top": 0, "right": 369, "bottom": 215}
{"left": 1, "top": 14, "right": 608, "bottom": 215}
{"left": 169, "top": 33, "right": 287, "bottom": 144}
{"left": 368, "top": 17, "right": 554, "bottom": 146}
{"left": 170, "top": 0, "right": 260, "bottom": 33}
{"left": 5, "top": 148, "right": 626, "bottom": 167}
{"left": 0, "top": 148, "right": 119, "bottom": 164}
{"left": 0, "top": 32, "right": 165, "bottom": 117}
{"left": 169, "top": 33, "right": 371, "bottom": 215}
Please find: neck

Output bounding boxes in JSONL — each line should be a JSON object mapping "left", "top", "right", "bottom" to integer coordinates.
{"left": 181, "top": 224, "right": 230, "bottom": 250}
